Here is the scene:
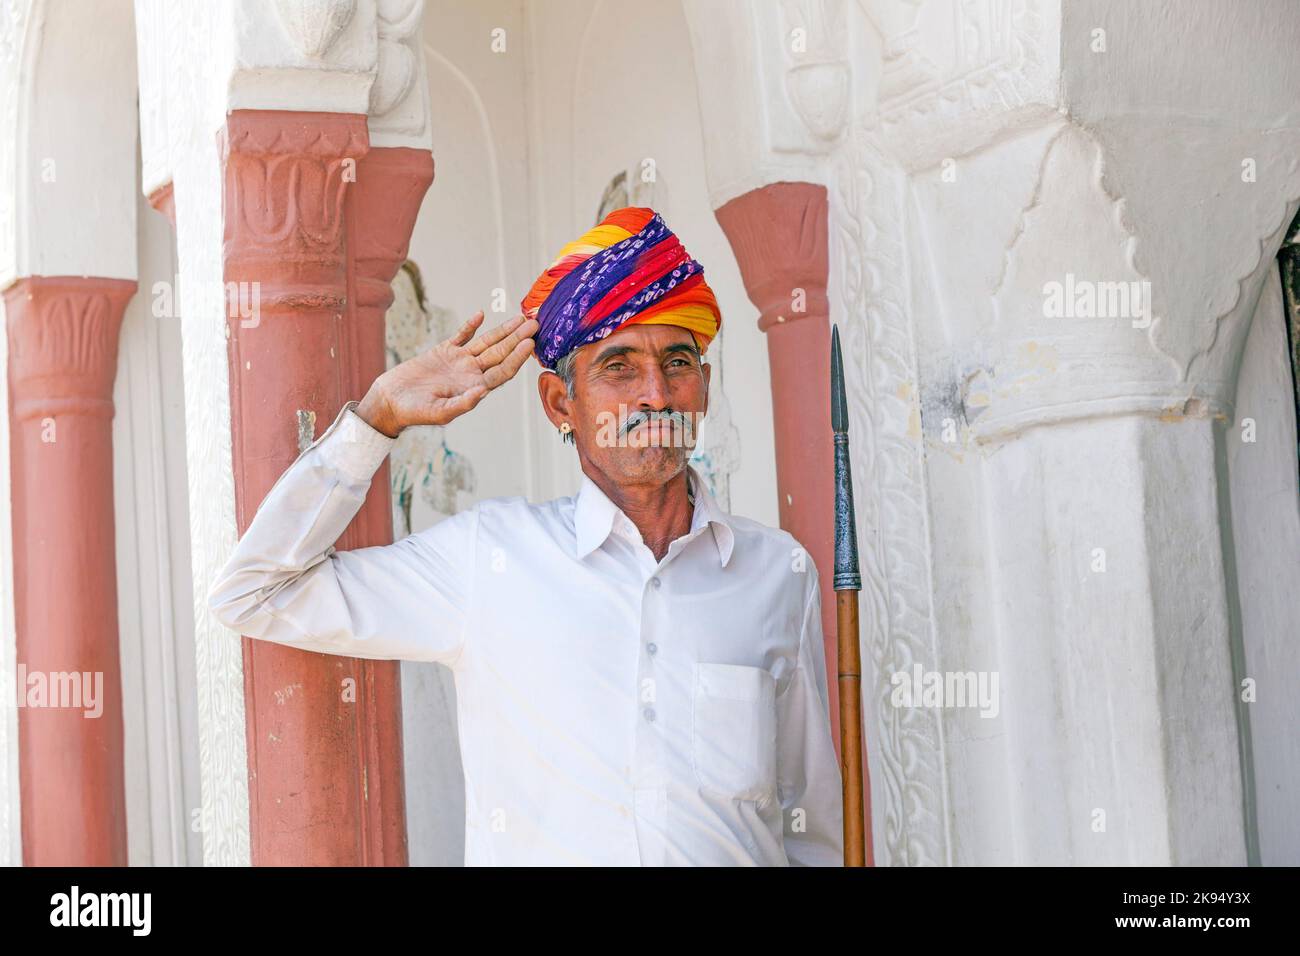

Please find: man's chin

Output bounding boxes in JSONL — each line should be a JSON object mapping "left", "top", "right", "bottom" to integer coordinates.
{"left": 606, "top": 446, "right": 690, "bottom": 482}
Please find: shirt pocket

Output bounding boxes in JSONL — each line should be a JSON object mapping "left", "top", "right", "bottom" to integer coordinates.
{"left": 691, "top": 662, "right": 778, "bottom": 804}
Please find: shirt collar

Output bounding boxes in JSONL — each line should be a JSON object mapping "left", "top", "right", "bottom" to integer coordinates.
{"left": 572, "top": 463, "right": 736, "bottom": 567}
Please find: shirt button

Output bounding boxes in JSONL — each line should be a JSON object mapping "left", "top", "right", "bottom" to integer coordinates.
{"left": 646, "top": 643, "right": 658, "bottom": 655}
{"left": 643, "top": 707, "right": 656, "bottom": 722}
{"left": 650, "top": 577, "right": 662, "bottom": 589}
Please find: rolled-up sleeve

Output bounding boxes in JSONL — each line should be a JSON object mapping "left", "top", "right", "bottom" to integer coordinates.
{"left": 777, "top": 563, "right": 845, "bottom": 866}
{"left": 207, "top": 401, "right": 477, "bottom": 667}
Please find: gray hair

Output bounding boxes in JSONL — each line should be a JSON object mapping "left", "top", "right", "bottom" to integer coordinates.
{"left": 553, "top": 350, "right": 577, "bottom": 399}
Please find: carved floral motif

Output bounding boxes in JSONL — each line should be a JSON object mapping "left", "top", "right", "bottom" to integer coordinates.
{"left": 4, "top": 277, "right": 136, "bottom": 420}
{"left": 222, "top": 115, "right": 368, "bottom": 266}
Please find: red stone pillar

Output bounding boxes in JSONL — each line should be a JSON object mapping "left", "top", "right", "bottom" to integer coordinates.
{"left": 714, "top": 181, "right": 873, "bottom": 865}
{"left": 345, "top": 147, "right": 435, "bottom": 551}
{"left": 343, "top": 146, "right": 434, "bottom": 856}
{"left": 220, "top": 111, "right": 430, "bottom": 865}
{"left": 5, "top": 275, "right": 136, "bottom": 865}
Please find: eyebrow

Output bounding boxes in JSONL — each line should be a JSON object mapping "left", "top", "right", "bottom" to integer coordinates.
{"left": 591, "top": 342, "right": 701, "bottom": 365}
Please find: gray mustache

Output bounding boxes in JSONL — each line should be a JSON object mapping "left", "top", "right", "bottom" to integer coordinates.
{"left": 619, "top": 409, "right": 696, "bottom": 440}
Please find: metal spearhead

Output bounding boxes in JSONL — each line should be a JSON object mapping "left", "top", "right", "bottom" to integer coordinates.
{"left": 831, "top": 324, "right": 861, "bottom": 592}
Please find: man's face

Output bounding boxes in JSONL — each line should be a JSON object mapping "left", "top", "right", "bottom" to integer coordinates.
{"left": 539, "top": 323, "right": 711, "bottom": 487}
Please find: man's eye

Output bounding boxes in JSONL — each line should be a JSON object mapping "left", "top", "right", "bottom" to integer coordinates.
{"left": 606, "top": 361, "right": 628, "bottom": 371}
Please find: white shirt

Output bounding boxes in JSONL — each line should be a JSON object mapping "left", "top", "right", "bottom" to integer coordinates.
{"left": 209, "top": 402, "right": 844, "bottom": 866}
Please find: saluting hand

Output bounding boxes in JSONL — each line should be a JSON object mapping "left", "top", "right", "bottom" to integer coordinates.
{"left": 356, "top": 311, "right": 540, "bottom": 438}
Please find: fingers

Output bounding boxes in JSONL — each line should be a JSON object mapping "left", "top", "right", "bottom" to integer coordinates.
{"left": 481, "top": 336, "right": 536, "bottom": 390}
{"left": 467, "top": 313, "right": 536, "bottom": 357}
{"left": 421, "top": 387, "right": 486, "bottom": 427}
{"left": 431, "top": 337, "right": 531, "bottom": 424}
{"left": 449, "top": 310, "right": 486, "bottom": 347}
{"left": 476, "top": 317, "right": 540, "bottom": 369}
{"left": 441, "top": 383, "right": 490, "bottom": 420}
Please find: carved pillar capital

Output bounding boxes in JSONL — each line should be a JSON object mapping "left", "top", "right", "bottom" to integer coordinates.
{"left": 4, "top": 276, "right": 137, "bottom": 421}
{"left": 219, "top": 109, "right": 370, "bottom": 319}
{"left": 715, "top": 181, "right": 830, "bottom": 331}
{"left": 351, "top": 146, "right": 434, "bottom": 321}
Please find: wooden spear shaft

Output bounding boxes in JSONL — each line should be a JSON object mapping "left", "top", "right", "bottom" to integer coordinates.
{"left": 831, "top": 323, "right": 867, "bottom": 867}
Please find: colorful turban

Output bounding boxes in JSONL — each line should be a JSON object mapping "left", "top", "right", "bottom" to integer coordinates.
{"left": 521, "top": 206, "right": 722, "bottom": 370}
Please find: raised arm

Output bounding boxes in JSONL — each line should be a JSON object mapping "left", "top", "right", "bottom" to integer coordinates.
{"left": 207, "top": 311, "right": 538, "bottom": 665}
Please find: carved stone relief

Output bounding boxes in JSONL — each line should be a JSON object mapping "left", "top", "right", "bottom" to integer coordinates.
{"left": 369, "top": 0, "right": 431, "bottom": 146}
{"left": 273, "top": 0, "right": 358, "bottom": 59}
{"left": 867, "top": 0, "right": 1058, "bottom": 170}
{"left": 830, "top": 121, "right": 950, "bottom": 866}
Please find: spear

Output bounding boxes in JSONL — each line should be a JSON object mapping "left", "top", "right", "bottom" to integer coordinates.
{"left": 831, "top": 323, "right": 867, "bottom": 867}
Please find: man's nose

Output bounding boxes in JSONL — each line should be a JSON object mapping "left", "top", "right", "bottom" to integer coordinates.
{"left": 636, "top": 363, "right": 672, "bottom": 409}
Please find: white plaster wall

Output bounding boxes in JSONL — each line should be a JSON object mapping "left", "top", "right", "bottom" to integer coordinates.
{"left": 113, "top": 187, "right": 201, "bottom": 866}
{"left": 1228, "top": 263, "right": 1300, "bottom": 865}
{"left": 158, "top": 0, "right": 248, "bottom": 867}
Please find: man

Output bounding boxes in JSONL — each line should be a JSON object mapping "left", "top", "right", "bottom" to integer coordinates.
{"left": 209, "top": 206, "right": 843, "bottom": 866}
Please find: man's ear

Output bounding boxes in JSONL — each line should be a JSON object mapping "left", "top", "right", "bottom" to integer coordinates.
{"left": 537, "top": 369, "right": 571, "bottom": 429}
{"left": 701, "top": 358, "right": 711, "bottom": 417}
